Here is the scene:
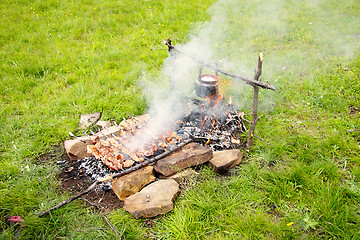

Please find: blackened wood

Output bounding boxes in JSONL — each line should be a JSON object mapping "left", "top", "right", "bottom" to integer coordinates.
{"left": 166, "top": 38, "right": 174, "bottom": 52}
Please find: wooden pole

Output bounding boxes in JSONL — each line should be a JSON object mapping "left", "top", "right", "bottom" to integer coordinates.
{"left": 246, "top": 53, "right": 263, "bottom": 149}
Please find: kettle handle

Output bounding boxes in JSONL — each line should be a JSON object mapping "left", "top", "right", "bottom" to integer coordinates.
{"left": 198, "top": 64, "right": 219, "bottom": 81}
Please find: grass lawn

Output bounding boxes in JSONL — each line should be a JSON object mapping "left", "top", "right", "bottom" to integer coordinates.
{"left": 1, "top": 0, "right": 359, "bottom": 239}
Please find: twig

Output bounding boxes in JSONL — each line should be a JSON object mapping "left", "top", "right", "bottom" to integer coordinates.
{"left": 103, "top": 215, "right": 122, "bottom": 239}
{"left": 242, "top": 118, "right": 251, "bottom": 123}
{"left": 347, "top": 128, "right": 360, "bottom": 132}
{"left": 254, "top": 134, "right": 269, "bottom": 145}
{"left": 38, "top": 139, "right": 193, "bottom": 217}
{"left": 206, "top": 228, "right": 220, "bottom": 240}
{"left": 79, "top": 198, "right": 103, "bottom": 209}
{"left": 73, "top": 228, "right": 107, "bottom": 232}
{"left": 78, "top": 198, "right": 122, "bottom": 238}
{"left": 38, "top": 181, "right": 100, "bottom": 217}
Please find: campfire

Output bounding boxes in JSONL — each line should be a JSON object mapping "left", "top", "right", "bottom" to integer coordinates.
{"left": 39, "top": 40, "right": 276, "bottom": 217}
{"left": 79, "top": 72, "right": 247, "bottom": 189}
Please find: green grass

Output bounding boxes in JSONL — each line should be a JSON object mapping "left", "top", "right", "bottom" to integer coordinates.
{"left": 1, "top": 0, "right": 360, "bottom": 239}
{"left": 0, "top": 0, "right": 215, "bottom": 238}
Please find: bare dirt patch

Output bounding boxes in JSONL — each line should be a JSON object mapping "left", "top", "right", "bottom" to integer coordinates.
{"left": 37, "top": 145, "right": 123, "bottom": 213}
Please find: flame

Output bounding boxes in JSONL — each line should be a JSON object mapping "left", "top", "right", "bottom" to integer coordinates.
{"left": 231, "top": 135, "right": 241, "bottom": 144}
{"left": 213, "top": 94, "right": 223, "bottom": 106}
{"left": 209, "top": 118, "right": 216, "bottom": 134}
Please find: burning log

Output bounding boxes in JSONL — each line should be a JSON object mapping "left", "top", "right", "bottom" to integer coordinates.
{"left": 38, "top": 139, "right": 193, "bottom": 217}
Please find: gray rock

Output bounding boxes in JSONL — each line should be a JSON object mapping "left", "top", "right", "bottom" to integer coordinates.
{"left": 64, "top": 136, "right": 92, "bottom": 160}
{"left": 79, "top": 112, "right": 101, "bottom": 129}
{"left": 96, "top": 120, "right": 111, "bottom": 129}
{"left": 153, "top": 142, "right": 213, "bottom": 176}
{"left": 208, "top": 149, "right": 243, "bottom": 173}
{"left": 161, "top": 168, "right": 199, "bottom": 183}
{"left": 123, "top": 179, "right": 179, "bottom": 219}
{"left": 112, "top": 166, "right": 156, "bottom": 201}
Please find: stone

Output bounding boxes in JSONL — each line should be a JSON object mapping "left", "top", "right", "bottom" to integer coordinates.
{"left": 64, "top": 124, "right": 135, "bottom": 160}
{"left": 111, "top": 166, "right": 156, "bottom": 201}
{"left": 123, "top": 179, "right": 179, "bottom": 219}
{"left": 64, "top": 136, "right": 92, "bottom": 160}
{"left": 161, "top": 168, "right": 199, "bottom": 183}
{"left": 208, "top": 149, "right": 243, "bottom": 173}
{"left": 79, "top": 112, "right": 101, "bottom": 129}
{"left": 153, "top": 142, "right": 213, "bottom": 176}
{"left": 96, "top": 120, "right": 111, "bottom": 129}
{"left": 95, "top": 126, "right": 122, "bottom": 139}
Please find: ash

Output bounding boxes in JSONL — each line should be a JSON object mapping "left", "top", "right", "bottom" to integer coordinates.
{"left": 78, "top": 156, "right": 117, "bottom": 190}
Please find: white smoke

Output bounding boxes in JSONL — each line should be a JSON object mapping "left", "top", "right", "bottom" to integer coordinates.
{"left": 129, "top": 0, "right": 359, "bottom": 150}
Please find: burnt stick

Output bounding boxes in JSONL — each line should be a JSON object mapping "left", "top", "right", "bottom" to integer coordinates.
{"left": 38, "top": 139, "right": 193, "bottom": 217}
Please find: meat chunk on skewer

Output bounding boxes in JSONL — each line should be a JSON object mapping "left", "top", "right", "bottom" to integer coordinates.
{"left": 169, "top": 130, "right": 182, "bottom": 142}
{"left": 157, "top": 141, "right": 168, "bottom": 148}
{"left": 85, "top": 116, "right": 187, "bottom": 170}
{"left": 87, "top": 145, "right": 101, "bottom": 159}
{"left": 123, "top": 159, "right": 135, "bottom": 168}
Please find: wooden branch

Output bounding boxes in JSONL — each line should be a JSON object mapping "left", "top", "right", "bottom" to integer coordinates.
{"left": 167, "top": 43, "right": 275, "bottom": 91}
{"left": 38, "top": 139, "right": 193, "bottom": 217}
{"left": 38, "top": 181, "right": 99, "bottom": 217}
{"left": 79, "top": 198, "right": 122, "bottom": 239}
{"left": 73, "top": 228, "right": 107, "bottom": 232}
{"left": 246, "top": 53, "right": 263, "bottom": 149}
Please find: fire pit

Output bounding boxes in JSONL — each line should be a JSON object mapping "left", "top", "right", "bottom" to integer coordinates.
{"left": 78, "top": 93, "right": 246, "bottom": 190}
{"left": 39, "top": 40, "right": 276, "bottom": 217}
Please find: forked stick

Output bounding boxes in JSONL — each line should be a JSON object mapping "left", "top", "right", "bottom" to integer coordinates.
{"left": 246, "top": 53, "right": 263, "bottom": 149}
